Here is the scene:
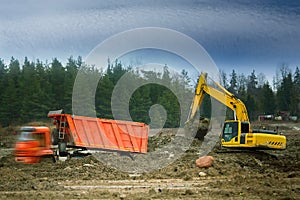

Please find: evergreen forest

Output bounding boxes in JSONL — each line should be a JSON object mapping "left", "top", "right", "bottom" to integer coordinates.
{"left": 0, "top": 56, "right": 299, "bottom": 128}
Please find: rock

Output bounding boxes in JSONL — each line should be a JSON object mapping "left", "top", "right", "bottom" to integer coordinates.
{"left": 83, "top": 164, "right": 94, "bottom": 167}
{"left": 63, "top": 166, "right": 72, "bottom": 171}
{"left": 198, "top": 171, "right": 207, "bottom": 177}
{"left": 253, "top": 158, "right": 263, "bottom": 167}
{"left": 120, "top": 194, "right": 126, "bottom": 199}
{"left": 196, "top": 156, "right": 214, "bottom": 168}
{"left": 168, "top": 153, "right": 174, "bottom": 159}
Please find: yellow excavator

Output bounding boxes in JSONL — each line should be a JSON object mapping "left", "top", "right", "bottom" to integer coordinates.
{"left": 186, "top": 72, "right": 286, "bottom": 150}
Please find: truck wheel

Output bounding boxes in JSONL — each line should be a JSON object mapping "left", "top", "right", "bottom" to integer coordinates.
{"left": 51, "top": 129, "right": 59, "bottom": 145}
{"left": 58, "top": 142, "right": 68, "bottom": 157}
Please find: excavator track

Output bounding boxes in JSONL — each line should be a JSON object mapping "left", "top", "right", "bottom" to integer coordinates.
{"left": 213, "top": 144, "right": 280, "bottom": 160}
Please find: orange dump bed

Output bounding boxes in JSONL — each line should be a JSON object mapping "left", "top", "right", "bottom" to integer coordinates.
{"left": 48, "top": 113, "right": 148, "bottom": 153}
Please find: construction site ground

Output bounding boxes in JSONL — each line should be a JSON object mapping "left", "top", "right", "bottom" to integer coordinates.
{"left": 0, "top": 121, "right": 299, "bottom": 200}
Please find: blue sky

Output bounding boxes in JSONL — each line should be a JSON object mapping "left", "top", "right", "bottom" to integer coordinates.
{"left": 0, "top": 0, "right": 299, "bottom": 82}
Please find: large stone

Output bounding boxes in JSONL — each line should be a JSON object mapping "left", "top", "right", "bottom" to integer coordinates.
{"left": 196, "top": 156, "right": 214, "bottom": 168}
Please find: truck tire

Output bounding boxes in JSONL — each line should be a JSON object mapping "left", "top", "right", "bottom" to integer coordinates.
{"left": 51, "top": 129, "right": 59, "bottom": 145}
{"left": 58, "top": 142, "right": 68, "bottom": 157}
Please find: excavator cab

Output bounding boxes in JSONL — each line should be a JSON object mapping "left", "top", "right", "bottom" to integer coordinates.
{"left": 222, "top": 121, "right": 238, "bottom": 142}
{"left": 222, "top": 120, "right": 250, "bottom": 145}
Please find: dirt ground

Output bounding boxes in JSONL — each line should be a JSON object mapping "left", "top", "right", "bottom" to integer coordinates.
{"left": 0, "top": 121, "right": 299, "bottom": 200}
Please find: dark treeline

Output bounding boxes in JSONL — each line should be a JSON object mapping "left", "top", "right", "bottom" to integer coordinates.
{"left": 0, "top": 57, "right": 193, "bottom": 128}
{"left": 220, "top": 67, "right": 300, "bottom": 120}
{"left": 0, "top": 56, "right": 299, "bottom": 127}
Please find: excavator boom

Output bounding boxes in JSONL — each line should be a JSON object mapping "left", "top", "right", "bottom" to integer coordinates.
{"left": 188, "top": 73, "right": 249, "bottom": 122}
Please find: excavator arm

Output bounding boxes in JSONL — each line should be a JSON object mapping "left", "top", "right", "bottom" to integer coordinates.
{"left": 187, "top": 73, "right": 249, "bottom": 123}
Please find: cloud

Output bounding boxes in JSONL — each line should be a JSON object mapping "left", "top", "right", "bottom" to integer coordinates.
{"left": 0, "top": 0, "right": 299, "bottom": 76}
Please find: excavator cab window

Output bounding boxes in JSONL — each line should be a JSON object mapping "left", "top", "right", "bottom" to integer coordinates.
{"left": 222, "top": 122, "right": 238, "bottom": 142}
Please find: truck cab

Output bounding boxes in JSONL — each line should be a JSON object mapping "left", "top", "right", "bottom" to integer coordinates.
{"left": 15, "top": 126, "right": 53, "bottom": 164}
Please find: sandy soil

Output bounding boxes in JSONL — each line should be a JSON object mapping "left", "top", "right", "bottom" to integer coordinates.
{"left": 0, "top": 122, "right": 299, "bottom": 199}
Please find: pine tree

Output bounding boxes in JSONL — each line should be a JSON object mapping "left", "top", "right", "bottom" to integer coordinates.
{"left": 110, "top": 60, "right": 127, "bottom": 85}
{"left": 245, "top": 94, "right": 256, "bottom": 120}
{"left": 130, "top": 85, "right": 152, "bottom": 124}
{"left": 34, "top": 60, "right": 52, "bottom": 119}
{"left": 173, "top": 70, "right": 194, "bottom": 125}
{"left": 49, "top": 58, "right": 65, "bottom": 110}
{"left": 96, "top": 74, "right": 114, "bottom": 119}
{"left": 20, "top": 57, "right": 39, "bottom": 121}
{"left": 261, "top": 82, "right": 276, "bottom": 115}
{"left": 0, "top": 59, "right": 8, "bottom": 126}
{"left": 1, "top": 58, "right": 22, "bottom": 125}
{"left": 228, "top": 70, "right": 238, "bottom": 95}
{"left": 64, "top": 56, "right": 79, "bottom": 114}
{"left": 0, "top": 59, "right": 6, "bottom": 94}
{"left": 237, "top": 73, "right": 247, "bottom": 100}
{"left": 294, "top": 67, "right": 300, "bottom": 93}
{"left": 247, "top": 70, "right": 258, "bottom": 94}
{"left": 157, "top": 89, "right": 180, "bottom": 128}
{"left": 141, "top": 70, "right": 163, "bottom": 103}
{"left": 220, "top": 70, "right": 229, "bottom": 89}
{"left": 277, "top": 72, "right": 297, "bottom": 114}
{"left": 294, "top": 67, "right": 300, "bottom": 116}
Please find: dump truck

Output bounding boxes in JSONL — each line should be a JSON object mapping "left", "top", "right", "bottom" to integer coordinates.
{"left": 186, "top": 73, "right": 286, "bottom": 150}
{"left": 15, "top": 110, "right": 149, "bottom": 164}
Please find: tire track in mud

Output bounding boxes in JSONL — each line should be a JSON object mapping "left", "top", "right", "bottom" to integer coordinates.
{"left": 61, "top": 177, "right": 226, "bottom": 191}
